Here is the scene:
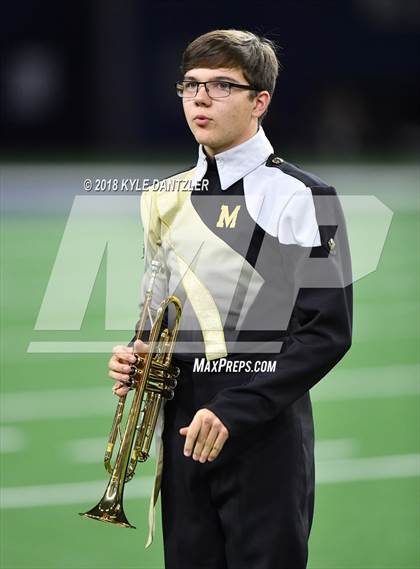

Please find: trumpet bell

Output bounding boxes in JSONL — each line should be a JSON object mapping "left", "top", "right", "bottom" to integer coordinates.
{"left": 79, "top": 496, "right": 136, "bottom": 529}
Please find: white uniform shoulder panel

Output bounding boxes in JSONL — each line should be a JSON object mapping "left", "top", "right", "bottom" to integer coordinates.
{"left": 244, "top": 163, "right": 321, "bottom": 247}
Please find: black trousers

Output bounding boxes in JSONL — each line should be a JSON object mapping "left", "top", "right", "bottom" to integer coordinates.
{"left": 161, "top": 358, "right": 315, "bottom": 569}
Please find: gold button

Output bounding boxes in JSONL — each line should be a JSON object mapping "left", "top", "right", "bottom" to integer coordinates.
{"left": 328, "top": 238, "right": 336, "bottom": 252}
{"left": 272, "top": 156, "right": 283, "bottom": 164}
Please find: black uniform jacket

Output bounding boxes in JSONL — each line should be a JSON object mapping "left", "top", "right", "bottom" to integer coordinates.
{"left": 135, "top": 126, "right": 353, "bottom": 441}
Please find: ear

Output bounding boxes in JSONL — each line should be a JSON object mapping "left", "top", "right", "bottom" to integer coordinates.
{"left": 252, "top": 90, "right": 271, "bottom": 120}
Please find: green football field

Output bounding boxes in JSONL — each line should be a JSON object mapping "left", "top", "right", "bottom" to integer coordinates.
{"left": 1, "top": 162, "right": 419, "bottom": 569}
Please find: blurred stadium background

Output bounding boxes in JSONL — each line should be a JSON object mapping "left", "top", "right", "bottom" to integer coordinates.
{"left": 1, "top": 1, "right": 419, "bottom": 568}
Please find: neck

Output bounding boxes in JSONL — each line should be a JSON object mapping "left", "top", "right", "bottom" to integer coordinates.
{"left": 203, "top": 123, "right": 259, "bottom": 158}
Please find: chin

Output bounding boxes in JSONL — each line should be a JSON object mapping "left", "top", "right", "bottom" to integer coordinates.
{"left": 193, "top": 131, "right": 213, "bottom": 146}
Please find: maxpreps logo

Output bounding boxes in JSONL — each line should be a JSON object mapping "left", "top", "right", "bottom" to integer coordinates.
{"left": 28, "top": 194, "right": 393, "bottom": 355}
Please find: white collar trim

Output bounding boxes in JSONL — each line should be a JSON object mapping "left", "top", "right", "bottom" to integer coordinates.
{"left": 192, "top": 126, "right": 274, "bottom": 191}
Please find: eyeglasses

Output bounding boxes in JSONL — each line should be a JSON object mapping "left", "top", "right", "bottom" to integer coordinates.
{"left": 175, "top": 80, "right": 259, "bottom": 99}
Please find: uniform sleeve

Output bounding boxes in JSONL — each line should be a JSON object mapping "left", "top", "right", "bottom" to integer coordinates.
{"left": 205, "top": 186, "right": 353, "bottom": 437}
{"left": 128, "top": 188, "right": 168, "bottom": 346}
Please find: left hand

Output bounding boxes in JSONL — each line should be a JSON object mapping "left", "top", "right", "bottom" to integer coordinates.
{"left": 179, "top": 408, "right": 229, "bottom": 463}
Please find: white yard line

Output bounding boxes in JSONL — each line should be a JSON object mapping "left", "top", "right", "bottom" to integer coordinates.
{"left": 65, "top": 436, "right": 116, "bottom": 463}
{"left": 0, "top": 477, "right": 154, "bottom": 509}
{"left": 311, "top": 364, "right": 419, "bottom": 402}
{"left": 316, "top": 453, "right": 420, "bottom": 483}
{"left": 25, "top": 328, "right": 420, "bottom": 354}
{"left": 64, "top": 438, "right": 356, "bottom": 464}
{"left": 0, "top": 427, "right": 26, "bottom": 453}
{"left": 1, "top": 364, "right": 418, "bottom": 424}
{"left": 1, "top": 454, "right": 419, "bottom": 509}
{"left": 314, "top": 439, "right": 358, "bottom": 460}
{"left": 1, "top": 434, "right": 356, "bottom": 464}
{"left": 0, "top": 387, "right": 114, "bottom": 423}
{"left": 27, "top": 342, "right": 127, "bottom": 353}
{"left": 64, "top": 436, "right": 157, "bottom": 462}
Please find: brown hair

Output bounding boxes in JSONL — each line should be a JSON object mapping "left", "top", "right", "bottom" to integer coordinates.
{"left": 181, "top": 29, "right": 281, "bottom": 122}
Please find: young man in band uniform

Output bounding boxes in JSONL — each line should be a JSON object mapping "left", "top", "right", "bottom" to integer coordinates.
{"left": 108, "top": 29, "right": 353, "bottom": 569}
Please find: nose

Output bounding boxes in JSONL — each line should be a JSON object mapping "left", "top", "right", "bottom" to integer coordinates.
{"left": 194, "top": 83, "right": 212, "bottom": 104}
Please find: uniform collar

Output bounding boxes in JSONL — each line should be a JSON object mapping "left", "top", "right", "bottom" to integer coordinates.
{"left": 192, "top": 126, "right": 274, "bottom": 191}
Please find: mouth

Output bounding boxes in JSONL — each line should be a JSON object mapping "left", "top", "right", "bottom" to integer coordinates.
{"left": 193, "top": 115, "right": 211, "bottom": 127}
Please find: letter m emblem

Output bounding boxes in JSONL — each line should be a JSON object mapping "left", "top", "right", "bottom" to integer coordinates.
{"left": 216, "top": 204, "right": 241, "bottom": 228}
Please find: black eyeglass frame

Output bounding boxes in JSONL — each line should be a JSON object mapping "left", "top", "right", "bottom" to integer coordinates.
{"left": 175, "top": 80, "right": 260, "bottom": 99}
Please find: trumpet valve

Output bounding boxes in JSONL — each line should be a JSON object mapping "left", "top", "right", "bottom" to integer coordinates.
{"left": 166, "top": 377, "right": 177, "bottom": 389}
{"left": 162, "top": 388, "right": 175, "bottom": 400}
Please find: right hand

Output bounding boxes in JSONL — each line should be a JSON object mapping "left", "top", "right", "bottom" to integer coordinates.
{"left": 108, "top": 339, "right": 149, "bottom": 397}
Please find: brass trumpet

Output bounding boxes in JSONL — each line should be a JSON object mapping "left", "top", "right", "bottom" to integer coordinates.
{"left": 79, "top": 260, "right": 182, "bottom": 528}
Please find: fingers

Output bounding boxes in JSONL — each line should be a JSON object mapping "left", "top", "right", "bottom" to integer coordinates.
{"left": 111, "top": 345, "right": 136, "bottom": 363}
{"left": 112, "top": 344, "right": 131, "bottom": 356}
{"left": 183, "top": 415, "right": 207, "bottom": 458}
{"left": 108, "top": 343, "right": 139, "bottom": 383}
{"left": 108, "top": 359, "right": 134, "bottom": 384}
{"left": 133, "top": 339, "right": 149, "bottom": 354}
{"left": 198, "top": 426, "right": 223, "bottom": 462}
{"left": 112, "top": 382, "right": 130, "bottom": 397}
{"left": 108, "top": 371, "right": 131, "bottom": 385}
{"left": 179, "top": 409, "right": 229, "bottom": 463}
{"left": 108, "top": 362, "right": 133, "bottom": 380}
{"left": 197, "top": 425, "right": 219, "bottom": 463}
{"left": 109, "top": 345, "right": 136, "bottom": 397}
{"left": 189, "top": 416, "right": 212, "bottom": 460}
{"left": 108, "top": 342, "right": 149, "bottom": 398}
{"left": 206, "top": 431, "right": 228, "bottom": 462}
{"left": 109, "top": 342, "right": 149, "bottom": 372}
